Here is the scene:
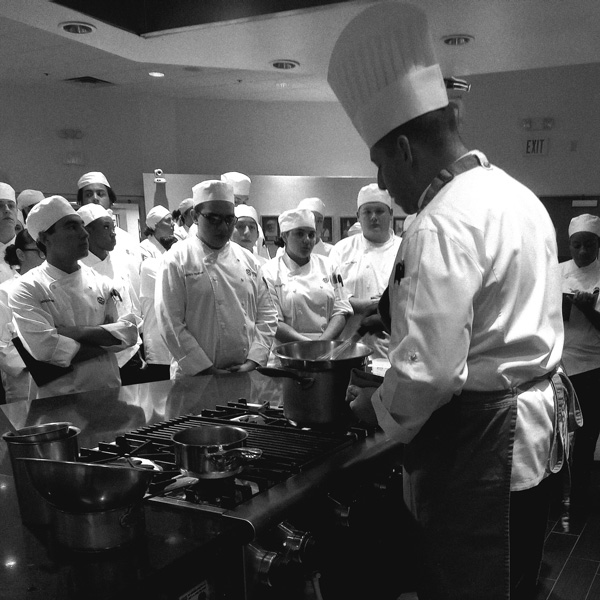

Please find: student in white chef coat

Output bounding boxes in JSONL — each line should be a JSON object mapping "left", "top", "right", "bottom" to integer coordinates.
{"left": 139, "top": 205, "right": 175, "bottom": 262}
{"left": 16, "top": 189, "right": 44, "bottom": 224}
{"left": 156, "top": 180, "right": 277, "bottom": 377}
{"left": 77, "top": 171, "right": 142, "bottom": 297}
{"left": 329, "top": 184, "right": 400, "bottom": 361}
{"left": 0, "top": 183, "right": 19, "bottom": 285}
{"left": 221, "top": 171, "right": 270, "bottom": 260}
{"left": 559, "top": 214, "right": 600, "bottom": 523}
{"left": 77, "top": 203, "right": 144, "bottom": 385}
{"left": 329, "top": 4, "right": 568, "bottom": 599}
{"left": 231, "top": 204, "right": 268, "bottom": 265}
{"left": 0, "top": 229, "right": 45, "bottom": 402}
{"left": 261, "top": 208, "right": 351, "bottom": 356}
{"left": 174, "top": 197, "right": 194, "bottom": 241}
{"left": 9, "top": 196, "right": 138, "bottom": 399}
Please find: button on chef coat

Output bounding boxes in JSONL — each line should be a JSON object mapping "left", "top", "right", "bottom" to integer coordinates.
{"left": 559, "top": 258, "right": 600, "bottom": 376}
{"left": 370, "top": 161, "right": 564, "bottom": 491}
{"left": 9, "top": 262, "right": 139, "bottom": 399}
{"left": 329, "top": 231, "right": 401, "bottom": 359}
{"left": 261, "top": 252, "right": 352, "bottom": 341}
{"left": 155, "top": 237, "right": 277, "bottom": 376}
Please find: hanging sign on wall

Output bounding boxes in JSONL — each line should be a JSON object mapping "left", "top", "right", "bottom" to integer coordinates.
{"left": 523, "top": 138, "right": 549, "bottom": 156}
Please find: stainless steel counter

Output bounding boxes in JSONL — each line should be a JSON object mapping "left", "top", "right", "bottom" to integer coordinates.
{"left": 0, "top": 372, "right": 406, "bottom": 599}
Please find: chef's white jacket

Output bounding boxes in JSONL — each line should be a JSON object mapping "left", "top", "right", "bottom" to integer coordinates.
{"left": 9, "top": 262, "right": 138, "bottom": 398}
{"left": 80, "top": 252, "right": 142, "bottom": 367}
{"left": 261, "top": 253, "right": 352, "bottom": 342}
{"left": 155, "top": 238, "right": 277, "bottom": 377}
{"left": 371, "top": 159, "right": 564, "bottom": 491}
{"left": 139, "top": 235, "right": 166, "bottom": 262}
{"left": 559, "top": 258, "right": 600, "bottom": 376}
{"left": 0, "top": 236, "right": 16, "bottom": 285}
{"left": 329, "top": 232, "right": 401, "bottom": 360}
{"left": 140, "top": 257, "right": 172, "bottom": 366}
{"left": 114, "top": 226, "right": 142, "bottom": 297}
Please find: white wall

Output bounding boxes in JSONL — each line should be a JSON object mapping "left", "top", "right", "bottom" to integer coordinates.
{"left": 2, "top": 62, "right": 600, "bottom": 207}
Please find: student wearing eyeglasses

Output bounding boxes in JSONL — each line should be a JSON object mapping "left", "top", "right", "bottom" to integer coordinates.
{"left": 155, "top": 180, "right": 277, "bottom": 377}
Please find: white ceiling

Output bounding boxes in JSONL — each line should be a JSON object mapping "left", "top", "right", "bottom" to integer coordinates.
{"left": 2, "top": 0, "right": 600, "bottom": 102}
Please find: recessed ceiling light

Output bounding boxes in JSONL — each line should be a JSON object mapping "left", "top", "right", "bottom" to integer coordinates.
{"left": 148, "top": 72, "right": 165, "bottom": 78}
{"left": 442, "top": 34, "right": 474, "bottom": 46}
{"left": 60, "top": 21, "right": 96, "bottom": 35}
{"left": 270, "top": 60, "right": 300, "bottom": 70}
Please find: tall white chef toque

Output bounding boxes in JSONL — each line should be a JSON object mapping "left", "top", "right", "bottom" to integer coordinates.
{"left": 17, "top": 189, "right": 44, "bottom": 210}
{"left": 146, "top": 205, "right": 171, "bottom": 230}
{"left": 568, "top": 214, "right": 600, "bottom": 238}
{"left": 235, "top": 204, "right": 260, "bottom": 226}
{"left": 78, "top": 203, "right": 110, "bottom": 226}
{"left": 297, "top": 197, "right": 326, "bottom": 216}
{"left": 193, "top": 180, "right": 235, "bottom": 207}
{"left": 220, "top": 172, "right": 251, "bottom": 196}
{"left": 279, "top": 209, "right": 316, "bottom": 233}
{"left": 357, "top": 184, "right": 392, "bottom": 209}
{"left": 26, "top": 195, "right": 78, "bottom": 241}
{"left": 0, "top": 183, "right": 16, "bottom": 202}
{"left": 77, "top": 171, "right": 111, "bottom": 189}
{"left": 327, "top": 2, "right": 449, "bottom": 148}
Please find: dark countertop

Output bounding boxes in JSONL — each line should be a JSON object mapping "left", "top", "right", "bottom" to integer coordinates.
{"left": 0, "top": 372, "right": 403, "bottom": 599}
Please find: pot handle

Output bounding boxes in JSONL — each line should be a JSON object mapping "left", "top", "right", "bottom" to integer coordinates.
{"left": 257, "top": 367, "right": 304, "bottom": 381}
{"left": 211, "top": 447, "right": 263, "bottom": 466}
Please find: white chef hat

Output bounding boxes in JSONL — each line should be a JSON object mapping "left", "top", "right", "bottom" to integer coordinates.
{"left": 279, "top": 208, "right": 315, "bottom": 233}
{"left": 77, "top": 171, "right": 111, "bottom": 189}
{"left": 178, "top": 198, "right": 194, "bottom": 214}
{"left": 17, "top": 189, "right": 44, "bottom": 210}
{"left": 568, "top": 214, "right": 600, "bottom": 238}
{"left": 327, "top": 2, "right": 449, "bottom": 148}
{"left": 221, "top": 172, "right": 251, "bottom": 196}
{"left": 357, "top": 183, "right": 392, "bottom": 209}
{"left": 26, "top": 195, "right": 77, "bottom": 241}
{"left": 0, "top": 183, "right": 16, "bottom": 202}
{"left": 297, "top": 197, "right": 326, "bottom": 216}
{"left": 235, "top": 204, "right": 259, "bottom": 226}
{"left": 146, "top": 205, "right": 171, "bottom": 229}
{"left": 192, "top": 180, "right": 234, "bottom": 207}
{"left": 78, "top": 203, "right": 110, "bottom": 226}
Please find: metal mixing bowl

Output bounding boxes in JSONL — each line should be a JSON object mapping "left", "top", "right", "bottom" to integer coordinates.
{"left": 18, "top": 458, "right": 155, "bottom": 513}
{"left": 5, "top": 422, "right": 72, "bottom": 443}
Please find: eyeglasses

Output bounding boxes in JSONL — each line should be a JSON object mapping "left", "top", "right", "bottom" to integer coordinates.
{"left": 198, "top": 212, "right": 238, "bottom": 227}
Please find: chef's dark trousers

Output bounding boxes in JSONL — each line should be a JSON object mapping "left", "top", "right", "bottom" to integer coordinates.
{"left": 119, "top": 351, "right": 146, "bottom": 386}
{"left": 509, "top": 476, "right": 552, "bottom": 600}
{"left": 569, "top": 367, "right": 600, "bottom": 518}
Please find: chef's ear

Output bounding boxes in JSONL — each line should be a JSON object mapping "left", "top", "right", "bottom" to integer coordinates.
{"left": 396, "top": 135, "right": 413, "bottom": 165}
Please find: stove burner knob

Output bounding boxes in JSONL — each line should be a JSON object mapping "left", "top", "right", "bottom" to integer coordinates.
{"left": 278, "top": 522, "right": 317, "bottom": 566}
{"left": 246, "top": 544, "right": 303, "bottom": 589}
{"left": 327, "top": 494, "right": 351, "bottom": 528}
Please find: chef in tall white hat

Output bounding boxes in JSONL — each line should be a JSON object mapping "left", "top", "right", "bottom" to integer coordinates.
{"left": 559, "top": 213, "right": 600, "bottom": 526}
{"left": 329, "top": 183, "right": 400, "bottom": 361}
{"left": 155, "top": 180, "right": 277, "bottom": 378}
{"left": 329, "top": 3, "right": 565, "bottom": 599}
{"left": 139, "top": 205, "right": 175, "bottom": 262}
{"left": 0, "top": 183, "right": 19, "bottom": 284}
{"left": 10, "top": 195, "right": 138, "bottom": 399}
{"left": 76, "top": 171, "right": 142, "bottom": 296}
{"left": 261, "top": 208, "right": 351, "bottom": 361}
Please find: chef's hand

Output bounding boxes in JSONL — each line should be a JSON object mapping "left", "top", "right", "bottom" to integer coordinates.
{"left": 570, "top": 289, "right": 599, "bottom": 313}
{"left": 228, "top": 360, "right": 259, "bottom": 373}
{"left": 346, "top": 384, "right": 379, "bottom": 426}
{"left": 196, "top": 366, "right": 230, "bottom": 376}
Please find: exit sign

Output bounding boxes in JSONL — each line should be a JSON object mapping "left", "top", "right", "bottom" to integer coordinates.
{"left": 523, "top": 137, "right": 549, "bottom": 156}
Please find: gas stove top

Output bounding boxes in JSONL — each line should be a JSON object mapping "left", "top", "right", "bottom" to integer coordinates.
{"left": 79, "top": 400, "right": 371, "bottom": 515}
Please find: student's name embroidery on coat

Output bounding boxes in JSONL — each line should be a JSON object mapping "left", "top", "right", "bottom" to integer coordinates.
{"left": 184, "top": 271, "right": 203, "bottom": 277}
{"left": 40, "top": 298, "right": 55, "bottom": 304}
{"left": 394, "top": 262, "right": 405, "bottom": 284}
{"left": 97, "top": 296, "right": 106, "bottom": 305}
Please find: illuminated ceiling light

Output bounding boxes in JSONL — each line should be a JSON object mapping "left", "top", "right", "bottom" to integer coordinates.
{"left": 442, "top": 34, "right": 474, "bottom": 46}
{"left": 148, "top": 71, "right": 165, "bottom": 78}
{"left": 60, "top": 21, "right": 95, "bottom": 35}
{"left": 270, "top": 60, "right": 300, "bottom": 70}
